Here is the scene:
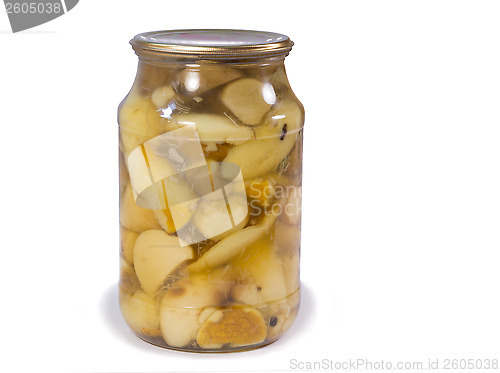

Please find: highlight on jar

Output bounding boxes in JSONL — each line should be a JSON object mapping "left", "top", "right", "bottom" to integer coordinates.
{"left": 118, "top": 29, "right": 304, "bottom": 352}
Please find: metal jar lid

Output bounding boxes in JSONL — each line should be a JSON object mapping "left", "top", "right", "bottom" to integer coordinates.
{"left": 130, "top": 29, "right": 294, "bottom": 60}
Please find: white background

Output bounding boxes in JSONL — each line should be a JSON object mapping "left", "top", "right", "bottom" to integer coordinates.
{"left": 1, "top": 1, "right": 499, "bottom": 372}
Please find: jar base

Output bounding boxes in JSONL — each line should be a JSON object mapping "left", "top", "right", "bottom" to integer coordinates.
{"left": 134, "top": 333, "right": 280, "bottom": 353}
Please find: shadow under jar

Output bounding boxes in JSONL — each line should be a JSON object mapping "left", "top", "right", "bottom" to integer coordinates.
{"left": 118, "top": 29, "right": 304, "bottom": 352}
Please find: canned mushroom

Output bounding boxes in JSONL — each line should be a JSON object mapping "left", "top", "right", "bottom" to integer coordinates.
{"left": 118, "top": 29, "right": 304, "bottom": 352}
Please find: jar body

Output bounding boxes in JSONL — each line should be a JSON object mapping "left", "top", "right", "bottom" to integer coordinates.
{"left": 118, "top": 57, "right": 303, "bottom": 352}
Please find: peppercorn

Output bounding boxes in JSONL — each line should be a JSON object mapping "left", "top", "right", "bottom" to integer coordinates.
{"left": 280, "top": 123, "right": 288, "bottom": 140}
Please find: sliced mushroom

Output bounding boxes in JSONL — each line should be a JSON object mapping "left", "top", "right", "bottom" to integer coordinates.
{"left": 133, "top": 229, "right": 193, "bottom": 296}
{"left": 193, "top": 193, "right": 249, "bottom": 242}
{"left": 120, "top": 226, "right": 139, "bottom": 263}
{"left": 264, "top": 301, "right": 294, "bottom": 341}
{"left": 173, "top": 113, "right": 254, "bottom": 145}
{"left": 176, "top": 63, "right": 242, "bottom": 95}
{"left": 118, "top": 89, "right": 166, "bottom": 156}
{"left": 119, "top": 289, "right": 161, "bottom": 337}
{"left": 151, "top": 85, "right": 175, "bottom": 108}
{"left": 119, "top": 257, "right": 141, "bottom": 295}
{"left": 159, "top": 269, "right": 234, "bottom": 347}
{"left": 120, "top": 183, "right": 161, "bottom": 233}
{"left": 196, "top": 306, "right": 267, "bottom": 349}
{"left": 187, "top": 196, "right": 285, "bottom": 272}
{"left": 221, "top": 78, "right": 274, "bottom": 125}
{"left": 221, "top": 100, "right": 303, "bottom": 180}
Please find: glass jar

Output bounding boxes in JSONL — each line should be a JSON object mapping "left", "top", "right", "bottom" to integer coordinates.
{"left": 118, "top": 29, "right": 304, "bottom": 352}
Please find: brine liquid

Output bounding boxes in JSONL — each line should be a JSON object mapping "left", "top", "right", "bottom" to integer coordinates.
{"left": 118, "top": 60, "right": 303, "bottom": 352}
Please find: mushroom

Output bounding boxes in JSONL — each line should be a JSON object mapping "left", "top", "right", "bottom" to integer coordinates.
{"left": 133, "top": 230, "right": 193, "bottom": 297}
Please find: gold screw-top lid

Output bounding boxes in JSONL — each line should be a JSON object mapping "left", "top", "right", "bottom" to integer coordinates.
{"left": 130, "top": 29, "right": 294, "bottom": 60}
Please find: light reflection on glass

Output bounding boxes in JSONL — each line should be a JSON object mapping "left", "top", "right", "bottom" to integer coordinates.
{"left": 262, "top": 83, "right": 276, "bottom": 105}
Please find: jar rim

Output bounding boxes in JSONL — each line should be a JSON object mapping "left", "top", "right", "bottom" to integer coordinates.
{"left": 130, "top": 29, "right": 294, "bottom": 60}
